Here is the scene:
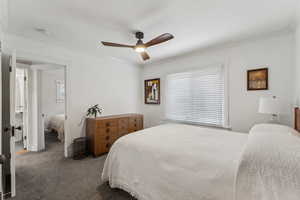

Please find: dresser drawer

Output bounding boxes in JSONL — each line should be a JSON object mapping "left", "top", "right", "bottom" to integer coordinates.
{"left": 118, "top": 123, "right": 128, "bottom": 132}
{"left": 97, "top": 126, "right": 118, "bottom": 136}
{"left": 129, "top": 123, "right": 139, "bottom": 130}
{"left": 117, "top": 118, "right": 128, "bottom": 136}
{"left": 97, "top": 120, "right": 117, "bottom": 128}
{"left": 118, "top": 118, "right": 129, "bottom": 125}
{"left": 119, "top": 129, "right": 129, "bottom": 137}
{"left": 129, "top": 117, "right": 142, "bottom": 130}
{"left": 94, "top": 136, "right": 111, "bottom": 156}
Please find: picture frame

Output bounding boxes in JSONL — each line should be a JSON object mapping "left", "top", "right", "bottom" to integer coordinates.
{"left": 144, "top": 78, "right": 160, "bottom": 104}
{"left": 247, "top": 68, "right": 268, "bottom": 91}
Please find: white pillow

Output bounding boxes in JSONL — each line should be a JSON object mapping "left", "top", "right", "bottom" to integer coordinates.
{"left": 250, "top": 123, "right": 300, "bottom": 137}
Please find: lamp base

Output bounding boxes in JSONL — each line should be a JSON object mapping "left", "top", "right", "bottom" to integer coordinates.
{"left": 268, "top": 114, "right": 280, "bottom": 124}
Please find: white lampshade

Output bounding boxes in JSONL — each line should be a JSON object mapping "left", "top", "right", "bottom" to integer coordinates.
{"left": 258, "top": 97, "right": 281, "bottom": 115}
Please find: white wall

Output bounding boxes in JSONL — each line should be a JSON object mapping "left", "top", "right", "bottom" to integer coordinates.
{"left": 40, "top": 68, "right": 65, "bottom": 126}
{"left": 295, "top": 28, "right": 300, "bottom": 104}
{"left": 27, "top": 68, "right": 39, "bottom": 151}
{"left": 294, "top": 7, "right": 300, "bottom": 106}
{"left": 3, "top": 34, "right": 142, "bottom": 156}
{"left": 142, "top": 31, "right": 295, "bottom": 133}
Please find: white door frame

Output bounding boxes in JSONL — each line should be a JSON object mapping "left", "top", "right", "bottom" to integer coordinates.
{"left": 0, "top": 42, "right": 3, "bottom": 199}
{"left": 14, "top": 50, "right": 70, "bottom": 157}
{"left": 14, "top": 66, "right": 29, "bottom": 149}
{"left": 23, "top": 68, "right": 29, "bottom": 149}
{"left": 9, "top": 50, "right": 17, "bottom": 197}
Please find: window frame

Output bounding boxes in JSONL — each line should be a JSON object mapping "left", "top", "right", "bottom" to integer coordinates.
{"left": 163, "top": 63, "right": 230, "bottom": 129}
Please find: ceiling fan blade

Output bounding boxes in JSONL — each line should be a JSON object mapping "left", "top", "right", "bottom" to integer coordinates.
{"left": 145, "top": 33, "right": 174, "bottom": 47}
{"left": 101, "top": 41, "right": 134, "bottom": 48}
{"left": 140, "top": 51, "right": 150, "bottom": 61}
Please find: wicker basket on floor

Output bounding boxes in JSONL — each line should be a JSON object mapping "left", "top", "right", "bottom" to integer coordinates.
{"left": 73, "top": 137, "right": 88, "bottom": 160}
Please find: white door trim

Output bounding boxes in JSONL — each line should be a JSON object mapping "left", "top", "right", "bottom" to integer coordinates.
{"left": 0, "top": 42, "right": 3, "bottom": 199}
{"left": 9, "top": 51, "right": 16, "bottom": 197}
{"left": 23, "top": 68, "right": 29, "bottom": 149}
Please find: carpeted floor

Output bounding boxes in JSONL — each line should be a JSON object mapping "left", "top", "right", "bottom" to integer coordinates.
{"left": 13, "top": 132, "right": 134, "bottom": 200}
{"left": 15, "top": 141, "right": 25, "bottom": 153}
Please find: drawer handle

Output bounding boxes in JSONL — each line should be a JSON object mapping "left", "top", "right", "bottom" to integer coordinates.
{"left": 105, "top": 136, "right": 110, "bottom": 140}
{"left": 106, "top": 128, "right": 110, "bottom": 133}
{"left": 134, "top": 124, "right": 137, "bottom": 127}
{"left": 106, "top": 122, "right": 110, "bottom": 127}
{"left": 106, "top": 143, "right": 111, "bottom": 148}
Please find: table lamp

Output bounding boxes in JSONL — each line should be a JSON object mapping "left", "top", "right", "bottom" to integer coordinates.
{"left": 258, "top": 96, "right": 281, "bottom": 123}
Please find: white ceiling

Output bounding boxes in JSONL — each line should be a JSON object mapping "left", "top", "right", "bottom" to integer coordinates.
{"left": 3, "top": 0, "right": 299, "bottom": 65}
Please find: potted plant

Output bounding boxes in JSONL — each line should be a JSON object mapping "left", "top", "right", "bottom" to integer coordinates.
{"left": 86, "top": 104, "right": 102, "bottom": 118}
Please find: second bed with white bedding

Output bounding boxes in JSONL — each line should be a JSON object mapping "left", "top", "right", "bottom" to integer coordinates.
{"left": 102, "top": 123, "right": 248, "bottom": 200}
{"left": 47, "top": 114, "right": 65, "bottom": 142}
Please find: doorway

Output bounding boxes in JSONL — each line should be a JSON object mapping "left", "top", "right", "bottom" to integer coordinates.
{"left": 14, "top": 66, "right": 27, "bottom": 154}
{"left": 14, "top": 58, "right": 66, "bottom": 155}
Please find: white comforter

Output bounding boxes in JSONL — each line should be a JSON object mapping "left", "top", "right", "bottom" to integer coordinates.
{"left": 102, "top": 123, "right": 248, "bottom": 200}
{"left": 235, "top": 124, "right": 300, "bottom": 200}
{"left": 48, "top": 114, "right": 65, "bottom": 142}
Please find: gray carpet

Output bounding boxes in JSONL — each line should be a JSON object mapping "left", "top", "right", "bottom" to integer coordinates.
{"left": 13, "top": 133, "right": 135, "bottom": 200}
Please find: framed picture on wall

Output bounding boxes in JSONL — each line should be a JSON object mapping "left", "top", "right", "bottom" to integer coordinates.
{"left": 247, "top": 68, "right": 268, "bottom": 90}
{"left": 145, "top": 78, "right": 160, "bottom": 104}
{"left": 56, "top": 80, "right": 65, "bottom": 103}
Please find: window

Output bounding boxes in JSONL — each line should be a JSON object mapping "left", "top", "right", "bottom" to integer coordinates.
{"left": 165, "top": 65, "right": 225, "bottom": 127}
{"left": 56, "top": 80, "right": 65, "bottom": 103}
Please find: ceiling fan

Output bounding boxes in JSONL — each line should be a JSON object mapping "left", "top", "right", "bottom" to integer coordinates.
{"left": 101, "top": 32, "right": 174, "bottom": 61}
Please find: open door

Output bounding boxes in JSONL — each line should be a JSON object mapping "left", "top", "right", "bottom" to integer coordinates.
{"left": 9, "top": 51, "right": 16, "bottom": 197}
{"left": 1, "top": 49, "right": 16, "bottom": 198}
{"left": 22, "top": 68, "right": 29, "bottom": 150}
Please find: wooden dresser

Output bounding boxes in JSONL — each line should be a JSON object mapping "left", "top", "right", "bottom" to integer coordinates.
{"left": 86, "top": 113, "right": 143, "bottom": 156}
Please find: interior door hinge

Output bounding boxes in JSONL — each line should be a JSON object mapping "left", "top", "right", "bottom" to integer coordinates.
{"left": 9, "top": 66, "right": 12, "bottom": 72}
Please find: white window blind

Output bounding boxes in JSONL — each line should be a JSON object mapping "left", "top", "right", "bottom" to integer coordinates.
{"left": 165, "top": 65, "right": 225, "bottom": 127}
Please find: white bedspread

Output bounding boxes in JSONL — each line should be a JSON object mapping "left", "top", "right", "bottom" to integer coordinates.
{"left": 48, "top": 114, "right": 65, "bottom": 142}
{"left": 102, "top": 123, "right": 248, "bottom": 200}
{"left": 235, "top": 125, "right": 300, "bottom": 200}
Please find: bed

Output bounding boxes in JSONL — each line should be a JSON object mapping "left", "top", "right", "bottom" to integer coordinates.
{"left": 47, "top": 114, "right": 65, "bottom": 142}
{"left": 102, "top": 108, "right": 300, "bottom": 200}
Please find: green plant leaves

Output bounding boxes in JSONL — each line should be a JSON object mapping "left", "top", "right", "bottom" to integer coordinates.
{"left": 86, "top": 104, "right": 102, "bottom": 118}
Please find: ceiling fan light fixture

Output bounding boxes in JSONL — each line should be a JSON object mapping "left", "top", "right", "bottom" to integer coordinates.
{"left": 101, "top": 32, "right": 174, "bottom": 61}
{"left": 134, "top": 46, "right": 146, "bottom": 53}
